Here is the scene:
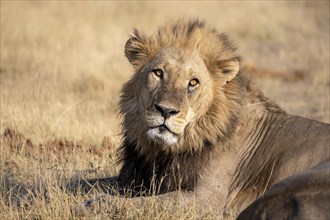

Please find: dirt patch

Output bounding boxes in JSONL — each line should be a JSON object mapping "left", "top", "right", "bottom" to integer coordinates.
{"left": 1, "top": 128, "right": 34, "bottom": 156}
{"left": 1, "top": 128, "right": 116, "bottom": 158}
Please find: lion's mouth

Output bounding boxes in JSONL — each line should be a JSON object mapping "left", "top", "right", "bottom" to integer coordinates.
{"left": 151, "top": 125, "right": 178, "bottom": 135}
{"left": 147, "top": 124, "right": 179, "bottom": 145}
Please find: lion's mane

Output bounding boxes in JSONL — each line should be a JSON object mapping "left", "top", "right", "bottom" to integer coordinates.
{"left": 117, "top": 19, "right": 283, "bottom": 194}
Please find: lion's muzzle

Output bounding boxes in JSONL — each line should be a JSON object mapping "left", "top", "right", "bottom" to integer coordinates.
{"left": 145, "top": 103, "right": 186, "bottom": 146}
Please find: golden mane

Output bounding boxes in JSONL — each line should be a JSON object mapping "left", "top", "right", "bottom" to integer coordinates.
{"left": 120, "top": 19, "right": 282, "bottom": 157}
{"left": 125, "top": 19, "right": 240, "bottom": 72}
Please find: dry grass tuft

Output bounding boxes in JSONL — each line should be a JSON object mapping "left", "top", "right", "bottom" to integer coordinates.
{"left": 1, "top": 1, "right": 329, "bottom": 219}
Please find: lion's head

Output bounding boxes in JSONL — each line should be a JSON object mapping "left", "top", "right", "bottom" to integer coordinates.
{"left": 120, "top": 19, "right": 244, "bottom": 155}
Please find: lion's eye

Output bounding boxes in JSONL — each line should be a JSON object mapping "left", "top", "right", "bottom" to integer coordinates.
{"left": 152, "top": 69, "right": 163, "bottom": 78}
{"left": 189, "top": 79, "right": 199, "bottom": 87}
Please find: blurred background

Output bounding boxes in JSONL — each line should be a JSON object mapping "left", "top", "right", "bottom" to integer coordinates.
{"left": 0, "top": 1, "right": 329, "bottom": 218}
{"left": 1, "top": 1, "right": 329, "bottom": 144}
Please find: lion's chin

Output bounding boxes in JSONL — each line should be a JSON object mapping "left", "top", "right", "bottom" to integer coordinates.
{"left": 147, "top": 127, "right": 178, "bottom": 146}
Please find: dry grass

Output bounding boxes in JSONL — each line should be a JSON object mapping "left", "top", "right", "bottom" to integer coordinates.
{"left": 0, "top": 1, "right": 329, "bottom": 219}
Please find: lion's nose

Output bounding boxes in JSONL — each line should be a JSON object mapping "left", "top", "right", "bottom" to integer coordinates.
{"left": 154, "top": 103, "right": 180, "bottom": 118}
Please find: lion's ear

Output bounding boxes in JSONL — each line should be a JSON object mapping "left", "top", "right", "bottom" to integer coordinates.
{"left": 125, "top": 34, "right": 151, "bottom": 69}
{"left": 217, "top": 59, "right": 239, "bottom": 84}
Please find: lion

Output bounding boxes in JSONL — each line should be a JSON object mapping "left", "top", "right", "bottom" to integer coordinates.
{"left": 74, "top": 19, "right": 330, "bottom": 217}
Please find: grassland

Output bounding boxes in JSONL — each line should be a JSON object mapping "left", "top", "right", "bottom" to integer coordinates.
{"left": 1, "top": 1, "right": 329, "bottom": 219}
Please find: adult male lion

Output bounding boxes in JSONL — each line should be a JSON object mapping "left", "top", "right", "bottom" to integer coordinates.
{"left": 76, "top": 19, "right": 330, "bottom": 217}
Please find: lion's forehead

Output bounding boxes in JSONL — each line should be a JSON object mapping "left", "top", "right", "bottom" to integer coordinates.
{"left": 160, "top": 49, "right": 209, "bottom": 76}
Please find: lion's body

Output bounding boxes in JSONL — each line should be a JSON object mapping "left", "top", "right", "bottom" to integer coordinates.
{"left": 76, "top": 19, "right": 330, "bottom": 217}
{"left": 195, "top": 110, "right": 329, "bottom": 213}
